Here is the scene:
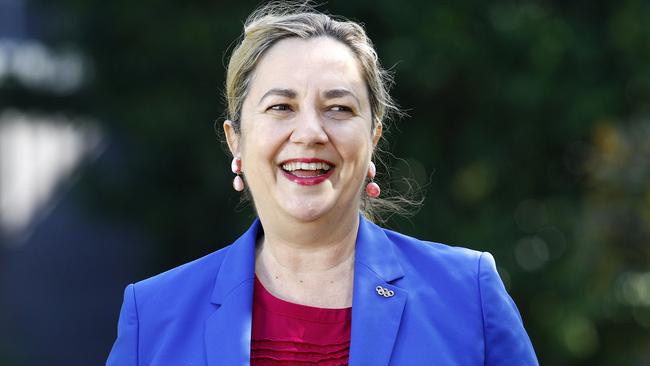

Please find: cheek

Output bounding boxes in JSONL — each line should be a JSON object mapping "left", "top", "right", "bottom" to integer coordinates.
{"left": 240, "top": 121, "right": 291, "bottom": 167}
{"left": 328, "top": 124, "right": 373, "bottom": 161}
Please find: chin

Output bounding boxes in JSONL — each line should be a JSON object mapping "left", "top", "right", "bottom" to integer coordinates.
{"left": 280, "top": 199, "right": 334, "bottom": 223}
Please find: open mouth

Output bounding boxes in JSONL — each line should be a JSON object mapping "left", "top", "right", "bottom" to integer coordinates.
{"left": 281, "top": 161, "right": 332, "bottom": 176}
{"left": 279, "top": 159, "right": 335, "bottom": 185}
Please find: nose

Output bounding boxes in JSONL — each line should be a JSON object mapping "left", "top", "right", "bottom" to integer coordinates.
{"left": 289, "top": 109, "right": 329, "bottom": 146}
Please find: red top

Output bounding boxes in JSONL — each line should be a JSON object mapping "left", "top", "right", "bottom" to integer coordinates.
{"left": 251, "top": 275, "right": 352, "bottom": 366}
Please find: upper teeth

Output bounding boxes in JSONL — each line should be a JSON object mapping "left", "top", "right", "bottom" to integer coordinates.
{"left": 282, "top": 162, "right": 332, "bottom": 171}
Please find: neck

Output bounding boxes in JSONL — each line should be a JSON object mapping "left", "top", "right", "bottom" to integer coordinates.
{"left": 256, "top": 209, "right": 359, "bottom": 274}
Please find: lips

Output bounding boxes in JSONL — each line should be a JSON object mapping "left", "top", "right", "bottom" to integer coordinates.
{"left": 279, "top": 158, "right": 335, "bottom": 186}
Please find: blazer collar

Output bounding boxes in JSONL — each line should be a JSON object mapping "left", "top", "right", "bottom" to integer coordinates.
{"left": 354, "top": 215, "right": 405, "bottom": 282}
{"left": 205, "top": 215, "right": 407, "bottom": 366}
{"left": 210, "top": 219, "right": 260, "bottom": 305}
{"left": 205, "top": 219, "right": 259, "bottom": 365}
{"left": 349, "top": 216, "right": 407, "bottom": 365}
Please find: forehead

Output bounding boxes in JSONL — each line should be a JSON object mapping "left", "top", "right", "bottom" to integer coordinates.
{"left": 247, "top": 36, "right": 368, "bottom": 101}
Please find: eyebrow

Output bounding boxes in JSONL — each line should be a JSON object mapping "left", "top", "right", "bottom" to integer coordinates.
{"left": 323, "top": 89, "right": 361, "bottom": 108}
{"left": 258, "top": 88, "right": 297, "bottom": 106}
{"left": 257, "top": 87, "right": 361, "bottom": 108}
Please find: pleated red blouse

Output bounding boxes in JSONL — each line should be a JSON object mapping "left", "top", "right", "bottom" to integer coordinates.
{"left": 251, "top": 275, "right": 352, "bottom": 366}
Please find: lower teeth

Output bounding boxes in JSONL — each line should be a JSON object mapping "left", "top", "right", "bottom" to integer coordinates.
{"left": 286, "top": 169, "right": 325, "bottom": 177}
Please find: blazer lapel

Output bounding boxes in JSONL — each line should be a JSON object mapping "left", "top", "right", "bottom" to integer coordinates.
{"left": 349, "top": 216, "right": 407, "bottom": 366}
{"left": 205, "top": 219, "right": 259, "bottom": 366}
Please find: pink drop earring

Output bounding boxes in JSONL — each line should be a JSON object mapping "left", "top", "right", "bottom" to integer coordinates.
{"left": 366, "top": 161, "right": 380, "bottom": 198}
{"left": 231, "top": 157, "right": 244, "bottom": 192}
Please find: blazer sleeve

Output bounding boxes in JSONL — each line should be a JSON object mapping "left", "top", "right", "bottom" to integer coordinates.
{"left": 106, "top": 284, "right": 139, "bottom": 366}
{"left": 479, "top": 252, "right": 539, "bottom": 365}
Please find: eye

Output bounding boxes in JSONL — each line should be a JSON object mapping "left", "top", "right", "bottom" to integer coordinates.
{"left": 267, "top": 104, "right": 292, "bottom": 112}
{"left": 325, "top": 105, "right": 355, "bottom": 120}
{"left": 329, "top": 105, "right": 352, "bottom": 112}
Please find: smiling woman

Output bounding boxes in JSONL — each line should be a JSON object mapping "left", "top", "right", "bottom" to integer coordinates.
{"left": 106, "top": 2, "right": 538, "bottom": 365}
{"left": 224, "top": 36, "right": 379, "bottom": 228}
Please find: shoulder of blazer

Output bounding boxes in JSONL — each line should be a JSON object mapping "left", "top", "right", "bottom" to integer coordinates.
{"left": 130, "top": 244, "right": 233, "bottom": 307}
{"left": 382, "top": 226, "right": 483, "bottom": 264}
{"left": 380, "top": 226, "right": 485, "bottom": 282}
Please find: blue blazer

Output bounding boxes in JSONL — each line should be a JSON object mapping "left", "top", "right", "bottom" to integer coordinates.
{"left": 107, "top": 216, "right": 538, "bottom": 365}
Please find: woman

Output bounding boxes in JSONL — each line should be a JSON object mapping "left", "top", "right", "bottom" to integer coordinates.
{"left": 107, "top": 4, "right": 538, "bottom": 365}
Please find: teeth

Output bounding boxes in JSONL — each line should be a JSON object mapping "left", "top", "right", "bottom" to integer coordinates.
{"left": 281, "top": 162, "right": 332, "bottom": 171}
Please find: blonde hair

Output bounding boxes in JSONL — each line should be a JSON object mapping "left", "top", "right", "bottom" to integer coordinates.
{"left": 223, "top": 2, "right": 420, "bottom": 223}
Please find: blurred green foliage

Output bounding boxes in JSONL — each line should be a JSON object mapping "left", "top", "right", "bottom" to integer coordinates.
{"left": 26, "top": 0, "right": 650, "bottom": 364}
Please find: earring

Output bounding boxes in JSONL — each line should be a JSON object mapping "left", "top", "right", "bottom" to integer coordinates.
{"left": 366, "top": 161, "right": 380, "bottom": 198}
{"left": 231, "top": 157, "right": 244, "bottom": 192}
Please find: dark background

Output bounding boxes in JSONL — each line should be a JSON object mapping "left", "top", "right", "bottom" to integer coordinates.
{"left": 1, "top": 0, "right": 649, "bottom": 365}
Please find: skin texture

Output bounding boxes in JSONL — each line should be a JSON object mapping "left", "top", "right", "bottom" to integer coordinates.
{"left": 224, "top": 37, "right": 382, "bottom": 308}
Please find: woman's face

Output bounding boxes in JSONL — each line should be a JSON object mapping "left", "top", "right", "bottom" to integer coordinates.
{"left": 225, "top": 36, "right": 381, "bottom": 224}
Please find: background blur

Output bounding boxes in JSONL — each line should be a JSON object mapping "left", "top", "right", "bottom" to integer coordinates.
{"left": 1, "top": 0, "right": 649, "bottom": 364}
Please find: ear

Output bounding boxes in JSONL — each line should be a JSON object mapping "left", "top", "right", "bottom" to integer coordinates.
{"left": 372, "top": 121, "right": 383, "bottom": 147}
{"left": 223, "top": 120, "right": 240, "bottom": 157}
